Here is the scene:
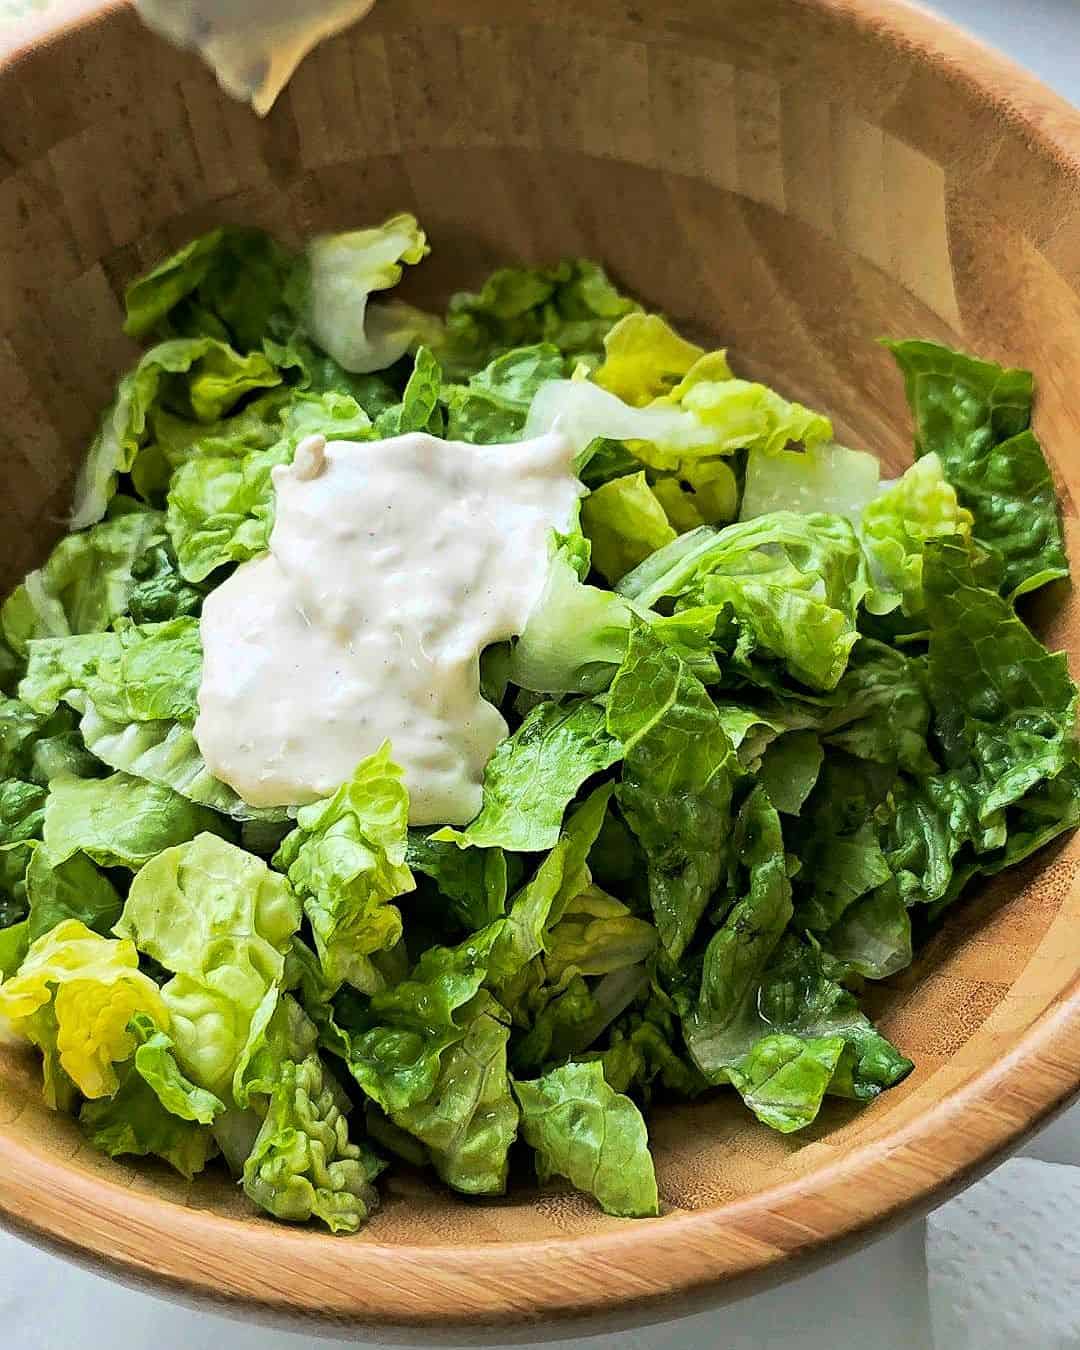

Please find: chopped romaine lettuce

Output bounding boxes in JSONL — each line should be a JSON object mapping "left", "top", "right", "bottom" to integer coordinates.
{"left": 884, "top": 339, "right": 1067, "bottom": 597}
{"left": 593, "top": 313, "right": 705, "bottom": 405}
{"left": 166, "top": 390, "right": 374, "bottom": 582}
{"left": 434, "top": 700, "right": 620, "bottom": 853}
{"left": 2, "top": 218, "right": 1075, "bottom": 1233}
{"left": 116, "top": 833, "right": 300, "bottom": 1100}
{"left": 0, "top": 919, "right": 169, "bottom": 1105}
{"left": 861, "top": 452, "right": 974, "bottom": 616}
{"left": 618, "top": 513, "right": 867, "bottom": 691}
{"left": 242, "top": 1054, "right": 383, "bottom": 1232}
{"left": 580, "top": 472, "right": 676, "bottom": 584}
{"left": 513, "top": 1060, "right": 658, "bottom": 1217}
{"left": 72, "top": 338, "right": 281, "bottom": 529}
{"left": 441, "top": 258, "right": 637, "bottom": 377}
{"left": 741, "top": 441, "right": 880, "bottom": 521}
{"left": 43, "top": 772, "right": 226, "bottom": 869}
{"left": 507, "top": 538, "right": 633, "bottom": 695}
{"left": 387, "top": 991, "right": 518, "bottom": 1196}
{"left": 608, "top": 619, "right": 739, "bottom": 959}
{"left": 299, "top": 215, "right": 441, "bottom": 375}
{"left": 273, "top": 744, "right": 414, "bottom": 991}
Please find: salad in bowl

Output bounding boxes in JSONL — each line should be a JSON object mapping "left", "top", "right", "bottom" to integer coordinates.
{"left": 0, "top": 213, "right": 1073, "bottom": 1231}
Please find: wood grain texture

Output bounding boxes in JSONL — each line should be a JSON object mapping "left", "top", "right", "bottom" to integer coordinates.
{"left": 0, "top": 0, "right": 1079, "bottom": 1336}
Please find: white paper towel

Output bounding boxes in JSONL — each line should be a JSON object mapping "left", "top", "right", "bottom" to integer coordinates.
{"left": 927, "top": 1157, "right": 1080, "bottom": 1350}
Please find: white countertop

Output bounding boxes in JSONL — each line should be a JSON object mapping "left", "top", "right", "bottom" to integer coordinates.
{"left": 0, "top": 2, "right": 1077, "bottom": 1347}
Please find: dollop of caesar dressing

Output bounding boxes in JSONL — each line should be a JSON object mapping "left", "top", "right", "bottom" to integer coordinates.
{"left": 195, "top": 430, "right": 582, "bottom": 824}
{"left": 134, "top": 0, "right": 377, "bottom": 116}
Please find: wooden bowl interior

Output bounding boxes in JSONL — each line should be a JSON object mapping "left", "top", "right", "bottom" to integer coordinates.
{"left": 0, "top": 0, "right": 1079, "bottom": 1330}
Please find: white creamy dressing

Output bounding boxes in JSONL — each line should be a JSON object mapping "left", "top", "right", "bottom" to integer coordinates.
{"left": 195, "top": 431, "right": 582, "bottom": 825}
{"left": 135, "top": 0, "right": 377, "bottom": 115}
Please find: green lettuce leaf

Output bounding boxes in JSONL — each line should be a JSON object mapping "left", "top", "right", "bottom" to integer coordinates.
{"left": 586, "top": 801, "right": 648, "bottom": 900}
{"left": 507, "top": 538, "right": 633, "bottom": 695}
{"left": 543, "top": 885, "right": 657, "bottom": 984}
{"left": 0, "top": 777, "right": 47, "bottom": 924}
{"left": 25, "top": 846, "right": 121, "bottom": 941}
{"left": 926, "top": 540, "right": 1077, "bottom": 813}
{"left": 797, "top": 822, "right": 892, "bottom": 933}
{"left": 235, "top": 992, "right": 319, "bottom": 1106}
{"left": 876, "top": 541, "right": 1080, "bottom": 913}
{"left": 617, "top": 513, "right": 867, "bottom": 691}
{"left": 0, "top": 698, "right": 55, "bottom": 781}
{"left": 576, "top": 438, "right": 642, "bottom": 490}
{"left": 679, "top": 783, "right": 910, "bottom": 1125}
{"left": 686, "top": 930, "right": 912, "bottom": 1129}
{"left": 76, "top": 699, "right": 261, "bottom": 818}
{"left": 406, "top": 830, "right": 507, "bottom": 932}
{"left": 725, "top": 1034, "right": 848, "bottom": 1133}
{"left": 2, "top": 512, "right": 168, "bottom": 655}
{"left": 653, "top": 457, "right": 739, "bottom": 529}
{"left": 166, "top": 390, "right": 373, "bottom": 582}
{"left": 788, "top": 752, "right": 894, "bottom": 933}
{"left": 608, "top": 619, "right": 739, "bottom": 959}
{"left": 0, "top": 691, "right": 99, "bottom": 788}
{"left": 0, "top": 777, "right": 46, "bottom": 846}
{"left": 508, "top": 972, "right": 602, "bottom": 1076}
{"left": 526, "top": 363, "right": 831, "bottom": 475}
{"left": 971, "top": 767, "right": 1080, "bottom": 910}
{"left": 72, "top": 337, "right": 282, "bottom": 529}
{"left": 593, "top": 313, "right": 704, "bottom": 406}
{"left": 388, "top": 991, "right": 518, "bottom": 1195}
{"left": 299, "top": 215, "right": 440, "bottom": 374}
{"left": 131, "top": 389, "right": 291, "bottom": 506}
{"left": 126, "top": 1010, "right": 225, "bottom": 1123}
{"left": 117, "top": 833, "right": 301, "bottom": 1098}
{"left": 819, "top": 639, "right": 936, "bottom": 776}
{"left": 488, "top": 783, "right": 613, "bottom": 988}
{"left": 594, "top": 999, "right": 705, "bottom": 1102}
{"left": 435, "top": 698, "right": 620, "bottom": 852}
{"left": 124, "top": 226, "right": 291, "bottom": 351}
{"left": 443, "top": 343, "right": 565, "bottom": 443}
{"left": 81, "top": 1078, "right": 217, "bottom": 1179}
{"left": 0, "top": 918, "right": 169, "bottom": 1106}
{"left": 823, "top": 881, "right": 912, "bottom": 980}
{"left": 740, "top": 441, "right": 881, "bottom": 521}
{"left": 467, "top": 342, "right": 564, "bottom": 408}
{"left": 329, "top": 923, "right": 503, "bottom": 1115}
{"left": 43, "top": 772, "right": 226, "bottom": 869}
{"left": 664, "top": 353, "right": 832, "bottom": 463}
{"left": 513, "top": 1060, "right": 658, "bottom": 1217}
{"left": 524, "top": 377, "right": 718, "bottom": 465}
{"left": 861, "top": 453, "right": 974, "bottom": 616}
{"left": 684, "top": 787, "right": 792, "bottom": 1043}
{"left": 118, "top": 831, "right": 299, "bottom": 978}
{"left": 756, "top": 730, "right": 823, "bottom": 815}
{"left": 441, "top": 259, "right": 637, "bottom": 377}
{"left": 243, "top": 1054, "right": 383, "bottom": 1232}
{"left": 20, "top": 618, "right": 267, "bottom": 820}
{"left": 124, "top": 539, "right": 205, "bottom": 624}
{"left": 124, "top": 228, "right": 233, "bottom": 338}
{"left": 581, "top": 472, "right": 677, "bottom": 584}
{"left": 21, "top": 617, "right": 201, "bottom": 722}
{"left": 373, "top": 345, "right": 444, "bottom": 438}
{"left": 273, "top": 744, "right": 415, "bottom": 990}
{"left": 0, "top": 922, "right": 28, "bottom": 978}
{"left": 884, "top": 339, "right": 1067, "bottom": 596}
{"left": 262, "top": 329, "right": 400, "bottom": 414}
{"left": 881, "top": 770, "right": 987, "bottom": 909}
{"left": 80, "top": 1010, "right": 225, "bottom": 1180}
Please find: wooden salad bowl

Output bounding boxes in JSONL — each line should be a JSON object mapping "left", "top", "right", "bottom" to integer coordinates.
{"left": 0, "top": 0, "right": 1079, "bottom": 1337}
